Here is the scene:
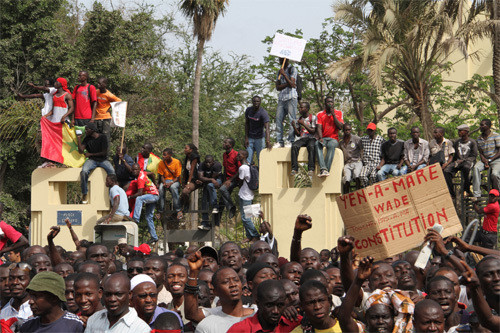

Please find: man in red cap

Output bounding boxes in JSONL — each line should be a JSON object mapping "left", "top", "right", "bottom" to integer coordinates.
{"left": 472, "top": 189, "right": 499, "bottom": 248}
{"left": 360, "top": 123, "right": 384, "bottom": 187}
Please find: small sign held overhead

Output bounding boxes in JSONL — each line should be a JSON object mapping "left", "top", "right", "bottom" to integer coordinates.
{"left": 111, "top": 101, "right": 128, "bottom": 128}
{"left": 270, "top": 33, "right": 307, "bottom": 62}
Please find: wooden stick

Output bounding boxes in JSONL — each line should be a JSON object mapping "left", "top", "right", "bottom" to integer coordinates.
{"left": 119, "top": 127, "right": 125, "bottom": 164}
{"left": 277, "top": 58, "right": 287, "bottom": 80}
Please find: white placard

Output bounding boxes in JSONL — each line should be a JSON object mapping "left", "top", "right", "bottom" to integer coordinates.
{"left": 270, "top": 33, "right": 307, "bottom": 62}
{"left": 111, "top": 101, "right": 127, "bottom": 128}
{"left": 243, "top": 204, "right": 261, "bottom": 219}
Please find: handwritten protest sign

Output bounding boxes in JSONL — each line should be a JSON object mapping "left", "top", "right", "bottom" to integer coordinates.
{"left": 270, "top": 33, "right": 307, "bottom": 62}
{"left": 111, "top": 101, "right": 127, "bottom": 128}
{"left": 336, "top": 164, "right": 463, "bottom": 260}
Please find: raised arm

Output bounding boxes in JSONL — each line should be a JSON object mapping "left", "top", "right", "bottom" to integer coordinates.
{"left": 290, "top": 215, "right": 312, "bottom": 263}
{"left": 47, "top": 226, "right": 65, "bottom": 266}
{"left": 338, "top": 256, "right": 373, "bottom": 333}
{"left": 184, "top": 251, "right": 206, "bottom": 323}
{"left": 65, "top": 219, "right": 81, "bottom": 249}
{"left": 445, "top": 236, "right": 500, "bottom": 257}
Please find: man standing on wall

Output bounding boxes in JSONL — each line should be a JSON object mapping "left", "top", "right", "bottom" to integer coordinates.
{"left": 275, "top": 58, "right": 298, "bottom": 148}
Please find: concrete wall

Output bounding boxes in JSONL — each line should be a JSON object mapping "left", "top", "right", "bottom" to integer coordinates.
{"left": 259, "top": 147, "right": 344, "bottom": 259}
{"left": 31, "top": 168, "right": 110, "bottom": 251}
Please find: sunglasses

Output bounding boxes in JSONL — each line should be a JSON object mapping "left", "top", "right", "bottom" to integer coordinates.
{"left": 137, "top": 292, "right": 158, "bottom": 299}
{"left": 127, "top": 267, "right": 143, "bottom": 274}
{"left": 9, "top": 263, "right": 32, "bottom": 272}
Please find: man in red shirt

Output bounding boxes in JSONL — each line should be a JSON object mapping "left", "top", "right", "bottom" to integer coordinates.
{"left": 129, "top": 164, "right": 160, "bottom": 245}
{"left": 228, "top": 279, "right": 300, "bottom": 333}
{"left": 219, "top": 138, "right": 240, "bottom": 219}
{"left": 473, "top": 189, "right": 500, "bottom": 248}
{"left": 315, "top": 96, "right": 344, "bottom": 177}
{"left": 0, "top": 203, "right": 28, "bottom": 265}
{"left": 72, "top": 71, "right": 97, "bottom": 127}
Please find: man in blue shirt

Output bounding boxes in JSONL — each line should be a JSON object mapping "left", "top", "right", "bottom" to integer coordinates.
{"left": 97, "top": 174, "right": 132, "bottom": 224}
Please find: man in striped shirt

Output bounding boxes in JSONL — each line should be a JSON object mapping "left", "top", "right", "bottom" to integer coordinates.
{"left": 473, "top": 119, "right": 500, "bottom": 198}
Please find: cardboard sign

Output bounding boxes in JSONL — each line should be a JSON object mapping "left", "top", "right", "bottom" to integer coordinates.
{"left": 270, "top": 33, "right": 307, "bottom": 62}
{"left": 111, "top": 101, "right": 127, "bottom": 128}
{"left": 336, "top": 164, "right": 463, "bottom": 260}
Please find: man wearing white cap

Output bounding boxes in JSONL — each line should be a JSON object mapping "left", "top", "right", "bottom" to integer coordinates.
{"left": 130, "top": 274, "right": 183, "bottom": 328}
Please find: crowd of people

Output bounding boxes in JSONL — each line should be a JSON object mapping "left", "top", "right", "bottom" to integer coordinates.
{"left": 4, "top": 60, "right": 498, "bottom": 333}
{"left": 0, "top": 207, "right": 499, "bottom": 332}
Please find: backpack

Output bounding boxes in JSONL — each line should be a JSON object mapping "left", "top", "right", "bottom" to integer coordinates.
{"left": 246, "top": 164, "right": 259, "bottom": 191}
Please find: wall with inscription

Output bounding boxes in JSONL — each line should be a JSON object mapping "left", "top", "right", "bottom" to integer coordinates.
{"left": 31, "top": 168, "right": 110, "bottom": 250}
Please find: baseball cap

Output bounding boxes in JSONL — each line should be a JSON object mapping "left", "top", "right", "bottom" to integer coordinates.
{"left": 117, "top": 238, "right": 127, "bottom": 245}
{"left": 199, "top": 246, "right": 218, "bottom": 263}
{"left": 134, "top": 243, "right": 151, "bottom": 255}
{"left": 367, "top": 123, "right": 377, "bottom": 130}
{"left": 489, "top": 189, "right": 499, "bottom": 197}
{"left": 27, "top": 271, "right": 66, "bottom": 302}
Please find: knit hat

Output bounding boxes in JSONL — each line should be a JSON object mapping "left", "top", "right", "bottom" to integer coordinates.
{"left": 246, "top": 262, "right": 274, "bottom": 282}
{"left": 27, "top": 271, "right": 66, "bottom": 302}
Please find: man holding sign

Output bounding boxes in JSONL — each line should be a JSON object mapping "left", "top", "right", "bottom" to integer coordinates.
{"left": 275, "top": 58, "right": 298, "bottom": 148}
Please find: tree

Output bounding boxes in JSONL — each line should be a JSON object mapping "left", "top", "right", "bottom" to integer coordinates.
{"left": 179, "top": 0, "right": 229, "bottom": 146}
{"left": 331, "top": 0, "right": 466, "bottom": 139}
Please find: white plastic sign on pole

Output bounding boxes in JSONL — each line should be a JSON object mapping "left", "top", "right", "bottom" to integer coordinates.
{"left": 110, "top": 101, "right": 127, "bottom": 128}
{"left": 270, "top": 33, "right": 307, "bottom": 62}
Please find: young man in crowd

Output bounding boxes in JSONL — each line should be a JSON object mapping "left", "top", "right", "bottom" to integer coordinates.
{"left": 429, "top": 127, "right": 455, "bottom": 169}
{"left": 85, "top": 273, "right": 150, "bottom": 332}
{"left": 113, "top": 144, "right": 135, "bottom": 190}
{"left": 236, "top": 150, "right": 259, "bottom": 242}
{"left": 245, "top": 96, "right": 271, "bottom": 164}
{"left": 404, "top": 126, "right": 430, "bottom": 172}
{"left": 360, "top": 123, "right": 384, "bottom": 187}
{"left": 315, "top": 96, "right": 344, "bottom": 177}
{"left": 275, "top": 57, "right": 298, "bottom": 148}
{"left": 74, "top": 272, "right": 104, "bottom": 327}
{"left": 0, "top": 263, "right": 33, "bottom": 324}
{"left": 339, "top": 123, "right": 363, "bottom": 192}
{"left": 472, "top": 189, "right": 499, "bottom": 248}
{"left": 198, "top": 155, "right": 222, "bottom": 230}
{"left": 228, "top": 279, "right": 300, "bottom": 332}
{"left": 129, "top": 163, "right": 160, "bottom": 245}
{"left": 136, "top": 143, "right": 161, "bottom": 184}
{"left": 157, "top": 148, "right": 182, "bottom": 218}
{"left": 165, "top": 263, "right": 189, "bottom": 323}
{"left": 473, "top": 118, "right": 500, "bottom": 199}
{"left": 72, "top": 71, "right": 97, "bottom": 127}
{"left": 97, "top": 174, "right": 131, "bottom": 224}
{"left": 77, "top": 122, "right": 115, "bottom": 204}
{"left": 290, "top": 101, "right": 316, "bottom": 177}
{"left": 376, "top": 127, "right": 406, "bottom": 181}
{"left": 219, "top": 138, "right": 240, "bottom": 219}
{"left": 143, "top": 257, "right": 172, "bottom": 306}
{"left": 95, "top": 77, "right": 121, "bottom": 143}
{"left": 444, "top": 124, "right": 478, "bottom": 199}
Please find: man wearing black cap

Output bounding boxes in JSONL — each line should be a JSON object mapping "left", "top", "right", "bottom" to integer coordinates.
{"left": 76, "top": 122, "right": 115, "bottom": 204}
{"left": 20, "top": 271, "right": 84, "bottom": 332}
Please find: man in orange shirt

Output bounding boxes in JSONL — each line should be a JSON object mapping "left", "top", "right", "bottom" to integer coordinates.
{"left": 96, "top": 77, "right": 121, "bottom": 143}
{"left": 157, "top": 148, "right": 182, "bottom": 216}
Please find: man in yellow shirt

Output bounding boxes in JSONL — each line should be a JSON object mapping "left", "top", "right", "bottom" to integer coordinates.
{"left": 157, "top": 148, "right": 182, "bottom": 216}
{"left": 96, "top": 77, "right": 121, "bottom": 143}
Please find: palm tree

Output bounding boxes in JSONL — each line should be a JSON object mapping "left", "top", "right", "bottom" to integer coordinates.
{"left": 329, "top": 0, "right": 465, "bottom": 139}
{"left": 179, "top": 0, "right": 229, "bottom": 146}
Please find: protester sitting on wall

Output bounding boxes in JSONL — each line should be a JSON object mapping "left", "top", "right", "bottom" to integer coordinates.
{"left": 113, "top": 144, "right": 135, "bottom": 190}
{"left": 339, "top": 123, "right": 363, "bottom": 193}
{"left": 178, "top": 144, "right": 201, "bottom": 220}
{"left": 473, "top": 119, "right": 500, "bottom": 199}
{"left": 360, "top": 123, "right": 384, "bottom": 188}
{"left": 97, "top": 174, "right": 132, "bottom": 224}
{"left": 376, "top": 127, "right": 406, "bottom": 182}
{"left": 404, "top": 126, "right": 430, "bottom": 172}
{"left": 136, "top": 143, "right": 161, "bottom": 184}
{"left": 444, "top": 124, "right": 478, "bottom": 199}
{"left": 472, "top": 189, "right": 500, "bottom": 249}
{"left": 290, "top": 101, "right": 317, "bottom": 177}
{"left": 198, "top": 155, "right": 222, "bottom": 231}
{"left": 157, "top": 148, "right": 182, "bottom": 218}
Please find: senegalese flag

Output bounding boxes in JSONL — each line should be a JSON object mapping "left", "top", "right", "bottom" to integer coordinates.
{"left": 136, "top": 152, "right": 161, "bottom": 176}
{"left": 40, "top": 117, "right": 86, "bottom": 168}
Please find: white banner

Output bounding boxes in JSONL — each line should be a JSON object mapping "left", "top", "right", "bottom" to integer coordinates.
{"left": 270, "top": 33, "right": 307, "bottom": 62}
{"left": 110, "top": 101, "right": 127, "bottom": 128}
{"left": 243, "top": 203, "right": 261, "bottom": 219}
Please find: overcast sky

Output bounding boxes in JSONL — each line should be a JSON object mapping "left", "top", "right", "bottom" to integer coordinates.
{"left": 80, "top": 0, "right": 335, "bottom": 63}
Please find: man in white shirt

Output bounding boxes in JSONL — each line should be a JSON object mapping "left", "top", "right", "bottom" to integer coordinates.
{"left": 97, "top": 174, "right": 132, "bottom": 224}
{"left": 236, "top": 150, "right": 259, "bottom": 243}
{"left": 0, "top": 263, "right": 33, "bottom": 325}
{"left": 85, "top": 272, "right": 150, "bottom": 333}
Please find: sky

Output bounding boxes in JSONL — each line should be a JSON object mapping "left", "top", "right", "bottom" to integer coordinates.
{"left": 80, "top": 0, "right": 336, "bottom": 64}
